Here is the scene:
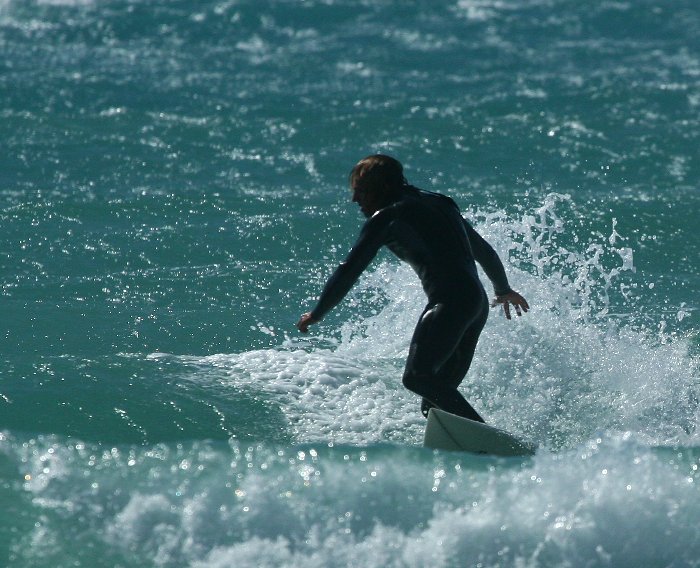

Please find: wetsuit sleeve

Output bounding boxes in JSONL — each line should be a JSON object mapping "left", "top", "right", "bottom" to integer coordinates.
{"left": 463, "top": 219, "right": 513, "bottom": 296}
{"left": 310, "top": 214, "right": 389, "bottom": 321}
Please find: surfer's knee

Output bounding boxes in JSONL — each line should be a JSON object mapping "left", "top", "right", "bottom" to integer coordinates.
{"left": 402, "top": 370, "right": 431, "bottom": 397}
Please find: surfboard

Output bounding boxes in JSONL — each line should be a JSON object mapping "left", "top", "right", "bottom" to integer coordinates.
{"left": 423, "top": 408, "right": 536, "bottom": 456}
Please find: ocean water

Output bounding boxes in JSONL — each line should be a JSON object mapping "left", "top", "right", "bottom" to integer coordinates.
{"left": 1, "top": 0, "right": 699, "bottom": 566}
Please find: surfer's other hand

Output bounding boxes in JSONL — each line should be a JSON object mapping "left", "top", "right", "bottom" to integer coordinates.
{"left": 491, "top": 291, "right": 529, "bottom": 320}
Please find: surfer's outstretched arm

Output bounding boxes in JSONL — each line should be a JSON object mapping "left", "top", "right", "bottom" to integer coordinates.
{"left": 297, "top": 211, "right": 390, "bottom": 333}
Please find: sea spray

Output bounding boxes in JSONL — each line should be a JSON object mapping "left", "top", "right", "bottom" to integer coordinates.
{"left": 161, "top": 194, "right": 700, "bottom": 454}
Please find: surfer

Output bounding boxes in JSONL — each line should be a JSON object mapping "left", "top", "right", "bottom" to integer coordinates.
{"left": 297, "top": 155, "right": 528, "bottom": 422}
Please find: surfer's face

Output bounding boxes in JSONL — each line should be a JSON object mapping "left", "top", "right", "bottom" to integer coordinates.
{"left": 351, "top": 183, "right": 383, "bottom": 218}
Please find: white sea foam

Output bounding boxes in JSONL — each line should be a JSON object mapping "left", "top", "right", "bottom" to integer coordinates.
{"left": 4, "top": 432, "right": 699, "bottom": 567}
{"left": 201, "top": 335, "right": 425, "bottom": 446}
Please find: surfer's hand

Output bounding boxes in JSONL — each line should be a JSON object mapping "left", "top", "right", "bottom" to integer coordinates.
{"left": 296, "top": 312, "right": 318, "bottom": 333}
{"left": 492, "top": 291, "right": 529, "bottom": 320}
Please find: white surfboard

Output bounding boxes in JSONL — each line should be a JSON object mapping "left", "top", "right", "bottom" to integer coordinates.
{"left": 424, "top": 408, "right": 536, "bottom": 456}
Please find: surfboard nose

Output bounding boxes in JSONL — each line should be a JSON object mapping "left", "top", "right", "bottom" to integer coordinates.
{"left": 423, "top": 408, "right": 536, "bottom": 456}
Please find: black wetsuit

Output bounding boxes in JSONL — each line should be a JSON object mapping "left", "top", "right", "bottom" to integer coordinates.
{"left": 309, "top": 185, "right": 512, "bottom": 421}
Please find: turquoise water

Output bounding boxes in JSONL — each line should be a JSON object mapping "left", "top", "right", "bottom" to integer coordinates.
{"left": 1, "top": 0, "right": 699, "bottom": 566}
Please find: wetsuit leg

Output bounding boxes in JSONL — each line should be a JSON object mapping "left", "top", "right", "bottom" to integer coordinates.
{"left": 441, "top": 292, "right": 489, "bottom": 390}
{"left": 403, "top": 291, "right": 488, "bottom": 422}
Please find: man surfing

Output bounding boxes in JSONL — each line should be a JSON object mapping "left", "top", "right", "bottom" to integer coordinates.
{"left": 297, "top": 155, "right": 529, "bottom": 422}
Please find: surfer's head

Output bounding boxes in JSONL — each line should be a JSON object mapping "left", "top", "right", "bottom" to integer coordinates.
{"left": 349, "top": 154, "right": 407, "bottom": 217}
